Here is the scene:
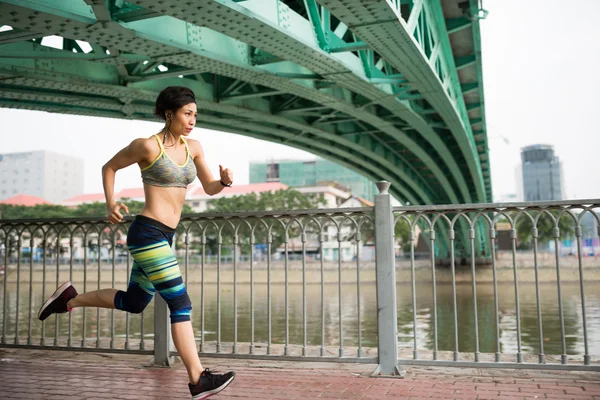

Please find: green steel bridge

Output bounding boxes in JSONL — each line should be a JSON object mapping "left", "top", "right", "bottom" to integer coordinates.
{"left": 0, "top": 0, "right": 490, "bottom": 209}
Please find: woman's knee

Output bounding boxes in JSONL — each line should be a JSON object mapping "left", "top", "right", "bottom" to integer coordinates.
{"left": 165, "top": 292, "right": 192, "bottom": 323}
{"left": 114, "top": 287, "right": 153, "bottom": 314}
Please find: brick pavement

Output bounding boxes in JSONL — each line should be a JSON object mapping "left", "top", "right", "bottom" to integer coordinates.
{"left": 0, "top": 348, "right": 599, "bottom": 399}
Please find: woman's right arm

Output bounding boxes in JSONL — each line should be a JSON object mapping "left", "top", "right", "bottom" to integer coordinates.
{"left": 102, "top": 138, "right": 151, "bottom": 224}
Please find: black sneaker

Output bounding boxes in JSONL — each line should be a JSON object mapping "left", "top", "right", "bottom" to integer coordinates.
{"left": 38, "top": 281, "right": 78, "bottom": 321}
{"left": 189, "top": 369, "right": 236, "bottom": 399}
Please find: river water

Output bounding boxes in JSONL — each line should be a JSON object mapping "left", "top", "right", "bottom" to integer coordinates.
{"left": 2, "top": 278, "right": 599, "bottom": 358}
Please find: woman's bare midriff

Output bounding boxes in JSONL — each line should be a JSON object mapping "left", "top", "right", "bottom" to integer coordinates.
{"left": 139, "top": 184, "right": 188, "bottom": 229}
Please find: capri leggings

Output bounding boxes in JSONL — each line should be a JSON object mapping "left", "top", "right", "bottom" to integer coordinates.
{"left": 114, "top": 215, "right": 192, "bottom": 324}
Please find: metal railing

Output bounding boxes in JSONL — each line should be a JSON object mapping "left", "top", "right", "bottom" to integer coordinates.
{"left": 1, "top": 182, "right": 599, "bottom": 373}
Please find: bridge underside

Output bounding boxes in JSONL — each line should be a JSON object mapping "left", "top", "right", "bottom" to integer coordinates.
{"left": 0, "top": 0, "right": 491, "bottom": 206}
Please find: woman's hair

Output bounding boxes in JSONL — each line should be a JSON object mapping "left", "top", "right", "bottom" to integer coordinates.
{"left": 154, "top": 86, "right": 196, "bottom": 120}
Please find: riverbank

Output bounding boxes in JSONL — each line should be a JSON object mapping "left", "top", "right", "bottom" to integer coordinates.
{"left": 2, "top": 259, "right": 600, "bottom": 284}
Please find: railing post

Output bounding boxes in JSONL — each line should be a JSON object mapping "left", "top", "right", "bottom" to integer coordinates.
{"left": 372, "top": 181, "right": 404, "bottom": 377}
{"left": 153, "top": 236, "right": 175, "bottom": 366}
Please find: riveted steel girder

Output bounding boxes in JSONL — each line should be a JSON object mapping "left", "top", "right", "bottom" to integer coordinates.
{"left": 315, "top": 0, "right": 485, "bottom": 204}
{"left": 0, "top": 38, "right": 435, "bottom": 206}
{"left": 125, "top": 0, "right": 467, "bottom": 204}
{"left": 0, "top": 0, "right": 489, "bottom": 209}
{"left": 0, "top": 68, "right": 429, "bottom": 206}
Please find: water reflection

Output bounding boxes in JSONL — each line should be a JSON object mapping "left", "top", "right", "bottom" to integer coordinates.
{"left": 1, "top": 279, "right": 599, "bottom": 358}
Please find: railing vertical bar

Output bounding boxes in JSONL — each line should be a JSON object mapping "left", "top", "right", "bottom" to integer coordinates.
{"left": 284, "top": 232, "right": 289, "bottom": 356}
{"left": 1, "top": 234, "right": 8, "bottom": 345}
{"left": 233, "top": 233, "right": 238, "bottom": 354}
{"left": 469, "top": 226, "right": 480, "bottom": 362}
{"left": 553, "top": 227, "right": 567, "bottom": 364}
{"left": 96, "top": 234, "right": 101, "bottom": 348}
{"left": 449, "top": 228, "right": 458, "bottom": 361}
{"left": 249, "top": 233, "right": 255, "bottom": 355}
{"left": 319, "top": 231, "right": 325, "bottom": 357}
{"left": 267, "top": 232, "right": 272, "bottom": 355}
{"left": 510, "top": 228, "right": 522, "bottom": 362}
{"left": 302, "top": 231, "right": 307, "bottom": 356}
{"left": 216, "top": 233, "right": 222, "bottom": 353}
{"left": 82, "top": 233, "right": 88, "bottom": 348}
{"left": 27, "top": 236, "right": 34, "bottom": 345}
{"left": 125, "top": 251, "right": 130, "bottom": 350}
{"left": 41, "top": 236, "right": 47, "bottom": 346}
{"left": 356, "top": 229, "right": 362, "bottom": 358}
{"left": 574, "top": 225, "right": 590, "bottom": 365}
{"left": 429, "top": 228, "right": 438, "bottom": 360}
{"left": 489, "top": 225, "right": 500, "bottom": 362}
{"left": 200, "top": 234, "right": 206, "bottom": 352}
{"left": 54, "top": 235, "right": 60, "bottom": 346}
{"left": 68, "top": 236, "right": 74, "bottom": 347}
{"left": 15, "top": 236, "right": 22, "bottom": 345}
{"left": 532, "top": 229, "right": 544, "bottom": 364}
{"left": 337, "top": 232, "right": 343, "bottom": 358}
{"left": 410, "top": 224, "right": 418, "bottom": 359}
{"left": 110, "top": 234, "right": 116, "bottom": 349}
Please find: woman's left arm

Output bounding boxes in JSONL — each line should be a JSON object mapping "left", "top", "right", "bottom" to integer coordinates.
{"left": 189, "top": 139, "right": 233, "bottom": 195}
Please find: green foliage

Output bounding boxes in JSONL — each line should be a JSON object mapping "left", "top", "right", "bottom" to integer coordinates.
{"left": 514, "top": 210, "right": 575, "bottom": 245}
{"left": 197, "top": 189, "right": 328, "bottom": 254}
{"left": 0, "top": 200, "right": 154, "bottom": 220}
{"left": 206, "top": 189, "right": 326, "bottom": 213}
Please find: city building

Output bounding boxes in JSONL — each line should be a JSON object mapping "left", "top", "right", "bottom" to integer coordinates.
{"left": 520, "top": 144, "right": 565, "bottom": 201}
{"left": 0, "top": 151, "right": 84, "bottom": 203}
{"left": 249, "top": 158, "right": 378, "bottom": 201}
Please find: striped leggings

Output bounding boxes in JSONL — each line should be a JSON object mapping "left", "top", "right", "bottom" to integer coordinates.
{"left": 114, "top": 215, "right": 191, "bottom": 324}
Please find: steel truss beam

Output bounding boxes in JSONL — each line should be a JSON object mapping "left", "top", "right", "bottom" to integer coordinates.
{"left": 126, "top": 0, "right": 467, "bottom": 205}
{"left": 0, "top": 0, "right": 488, "bottom": 207}
{"left": 316, "top": 0, "right": 486, "bottom": 203}
{"left": 0, "top": 62, "right": 433, "bottom": 206}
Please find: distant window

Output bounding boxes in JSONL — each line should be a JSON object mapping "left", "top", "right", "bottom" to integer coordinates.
{"left": 266, "top": 163, "right": 279, "bottom": 182}
{"left": 192, "top": 201, "right": 200, "bottom": 207}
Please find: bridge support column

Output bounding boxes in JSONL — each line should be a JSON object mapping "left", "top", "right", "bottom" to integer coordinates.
{"left": 372, "top": 181, "right": 404, "bottom": 377}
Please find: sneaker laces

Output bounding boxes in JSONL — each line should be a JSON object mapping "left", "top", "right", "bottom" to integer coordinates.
{"left": 202, "top": 369, "right": 223, "bottom": 385}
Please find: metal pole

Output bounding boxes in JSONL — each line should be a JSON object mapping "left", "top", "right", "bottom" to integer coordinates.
{"left": 372, "top": 181, "right": 403, "bottom": 377}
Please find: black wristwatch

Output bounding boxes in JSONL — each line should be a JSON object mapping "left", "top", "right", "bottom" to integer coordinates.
{"left": 220, "top": 180, "right": 232, "bottom": 187}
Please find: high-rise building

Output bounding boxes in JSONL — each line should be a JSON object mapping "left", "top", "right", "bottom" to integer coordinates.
{"left": 249, "top": 158, "right": 377, "bottom": 201}
{"left": 520, "top": 144, "right": 565, "bottom": 201}
{"left": 0, "top": 151, "right": 84, "bottom": 203}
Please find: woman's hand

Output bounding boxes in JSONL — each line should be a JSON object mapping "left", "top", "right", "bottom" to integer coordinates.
{"left": 219, "top": 164, "right": 233, "bottom": 186}
{"left": 107, "top": 203, "right": 129, "bottom": 224}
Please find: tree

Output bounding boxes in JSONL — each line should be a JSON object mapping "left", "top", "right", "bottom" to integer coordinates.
{"left": 514, "top": 210, "right": 575, "bottom": 249}
{"left": 194, "top": 189, "right": 327, "bottom": 254}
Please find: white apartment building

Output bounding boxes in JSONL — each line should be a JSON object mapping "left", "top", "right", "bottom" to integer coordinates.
{"left": 0, "top": 151, "right": 84, "bottom": 203}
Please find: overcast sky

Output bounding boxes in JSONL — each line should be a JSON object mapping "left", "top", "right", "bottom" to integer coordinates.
{"left": 1, "top": 0, "right": 598, "bottom": 201}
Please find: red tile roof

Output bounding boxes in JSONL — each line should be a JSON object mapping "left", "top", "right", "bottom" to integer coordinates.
{"left": 189, "top": 182, "right": 288, "bottom": 197}
{"left": 0, "top": 194, "right": 52, "bottom": 206}
{"left": 355, "top": 197, "right": 374, "bottom": 207}
{"left": 117, "top": 188, "right": 145, "bottom": 199}
{"left": 61, "top": 193, "right": 105, "bottom": 205}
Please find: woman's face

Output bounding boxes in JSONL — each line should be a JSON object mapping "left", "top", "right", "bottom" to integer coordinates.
{"left": 169, "top": 102, "right": 197, "bottom": 136}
